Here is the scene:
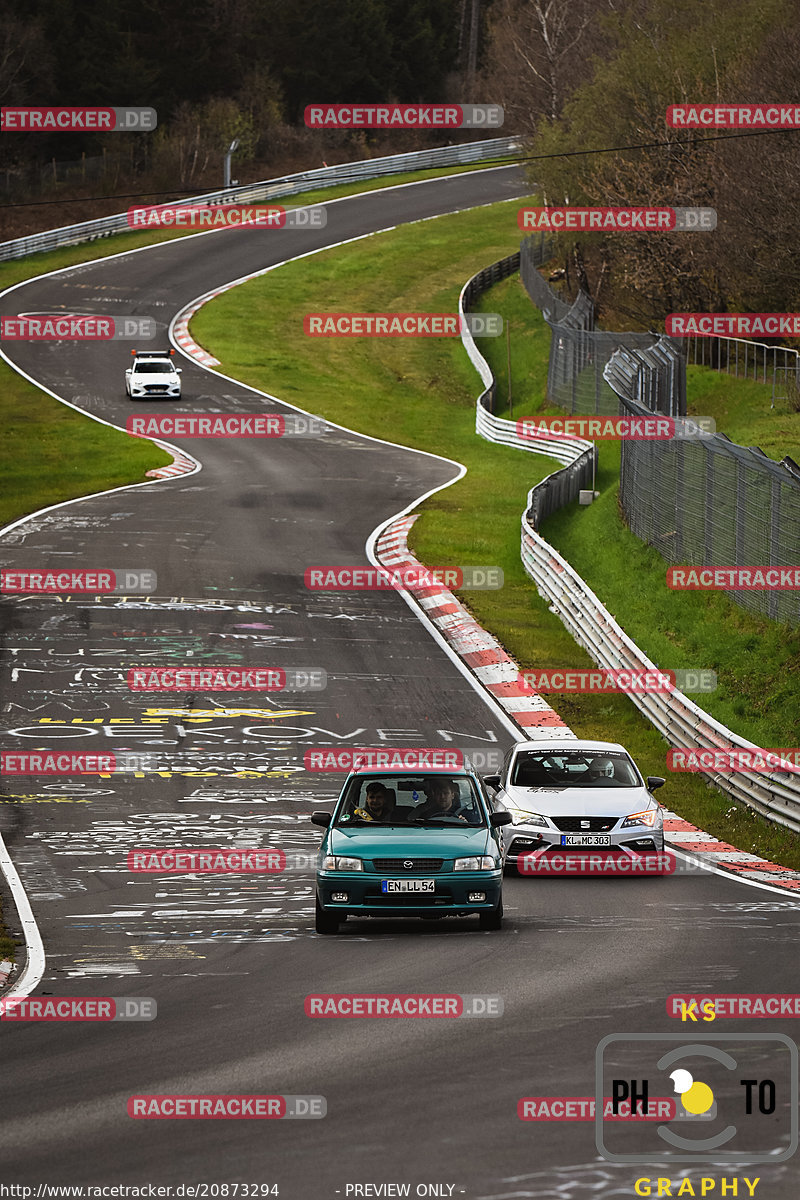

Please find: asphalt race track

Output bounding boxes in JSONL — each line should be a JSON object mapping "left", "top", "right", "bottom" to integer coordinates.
{"left": 1, "top": 167, "right": 798, "bottom": 1198}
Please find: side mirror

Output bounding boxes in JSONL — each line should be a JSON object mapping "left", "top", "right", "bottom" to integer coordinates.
{"left": 646, "top": 776, "right": 666, "bottom": 791}
{"left": 483, "top": 774, "right": 501, "bottom": 790}
{"left": 490, "top": 811, "right": 512, "bottom": 827}
{"left": 176, "top": 367, "right": 183, "bottom": 373}
{"left": 310, "top": 811, "right": 332, "bottom": 827}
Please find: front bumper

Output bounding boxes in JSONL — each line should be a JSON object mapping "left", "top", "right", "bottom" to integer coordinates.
{"left": 505, "top": 828, "right": 663, "bottom": 865}
{"left": 316, "top": 870, "right": 502, "bottom": 918}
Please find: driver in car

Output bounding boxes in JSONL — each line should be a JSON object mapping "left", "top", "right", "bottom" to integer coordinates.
{"left": 412, "top": 778, "right": 467, "bottom": 821}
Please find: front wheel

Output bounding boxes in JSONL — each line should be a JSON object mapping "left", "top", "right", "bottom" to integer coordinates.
{"left": 315, "top": 896, "right": 341, "bottom": 935}
{"left": 479, "top": 900, "right": 503, "bottom": 931}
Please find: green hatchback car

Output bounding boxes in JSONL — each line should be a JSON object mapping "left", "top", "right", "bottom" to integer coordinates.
{"left": 311, "top": 765, "right": 512, "bottom": 934}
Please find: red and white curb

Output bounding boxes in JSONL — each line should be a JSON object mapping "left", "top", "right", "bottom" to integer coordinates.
{"left": 376, "top": 514, "right": 572, "bottom": 739}
{"left": 663, "top": 810, "right": 800, "bottom": 891}
{"left": 144, "top": 437, "right": 199, "bottom": 480}
{"left": 173, "top": 295, "right": 222, "bottom": 367}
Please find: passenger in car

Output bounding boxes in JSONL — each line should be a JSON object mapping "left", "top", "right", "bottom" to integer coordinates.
{"left": 354, "top": 781, "right": 408, "bottom": 822}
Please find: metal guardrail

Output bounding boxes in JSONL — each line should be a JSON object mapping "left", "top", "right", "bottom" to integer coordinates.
{"left": 461, "top": 250, "right": 800, "bottom": 834}
{"left": 686, "top": 333, "right": 800, "bottom": 405}
{"left": 0, "top": 137, "right": 522, "bottom": 262}
{"left": 519, "top": 513, "right": 800, "bottom": 834}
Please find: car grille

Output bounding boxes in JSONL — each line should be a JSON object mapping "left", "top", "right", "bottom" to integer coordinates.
{"left": 372, "top": 858, "right": 444, "bottom": 872}
{"left": 363, "top": 890, "right": 453, "bottom": 906}
{"left": 552, "top": 817, "right": 617, "bottom": 832}
{"left": 144, "top": 384, "right": 169, "bottom": 393}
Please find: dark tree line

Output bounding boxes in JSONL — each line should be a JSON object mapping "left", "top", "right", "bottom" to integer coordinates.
{"left": 1, "top": 0, "right": 464, "bottom": 165}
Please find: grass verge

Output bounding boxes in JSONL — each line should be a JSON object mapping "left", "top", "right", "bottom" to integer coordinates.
{"left": 191, "top": 198, "right": 800, "bottom": 869}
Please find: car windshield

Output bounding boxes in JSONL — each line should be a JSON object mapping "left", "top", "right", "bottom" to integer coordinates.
{"left": 510, "top": 749, "right": 641, "bottom": 788}
{"left": 134, "top": 362, "right": 174, "bottom": 373}
{"left": 334, "top": 774, "right": 488, "bottom": 827}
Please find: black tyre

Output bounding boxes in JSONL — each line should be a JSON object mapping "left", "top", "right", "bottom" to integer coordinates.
{"left": 315, "top": 896, "right": 340, "bottom": 935}
{"left": 478, "top": 900, "right": 503, "bottom": 930}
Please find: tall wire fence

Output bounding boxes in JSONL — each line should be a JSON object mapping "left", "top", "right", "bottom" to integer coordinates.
{"left": 519, "top": 235, "right": 683, "bottom": 417}
{"left": 519, "top": 232, "right": 800, "bottom": 625}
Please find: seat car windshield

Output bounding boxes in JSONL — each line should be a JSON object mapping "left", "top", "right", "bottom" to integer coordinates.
{"left": 134, "top": 362, "right": 174, "bottom": 373}
{"left": 335, "top": 774, "right": 488, "bottom": 826}
{"left": 510, "top": 750, "right": 641, "bottom": 788}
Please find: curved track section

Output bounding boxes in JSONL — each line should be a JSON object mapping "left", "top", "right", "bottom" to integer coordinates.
{"left": 0, "top": 168, "right": 798, "bottom": 1195}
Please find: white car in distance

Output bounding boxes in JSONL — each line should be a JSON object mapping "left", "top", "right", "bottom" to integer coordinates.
{"left": 125, "top": 349, "right": 182, "bottom": 399}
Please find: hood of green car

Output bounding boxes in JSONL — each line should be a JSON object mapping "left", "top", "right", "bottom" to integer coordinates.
{"left": 325, "top": 825, "right": 494, "bottom": 860}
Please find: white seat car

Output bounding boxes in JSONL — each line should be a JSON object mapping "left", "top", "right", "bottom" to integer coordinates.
{"left": 125, "top": 350, "right": 182, "bottom": 399}
{"left": 484, "top": 738, "right": 665, "bottom": 871}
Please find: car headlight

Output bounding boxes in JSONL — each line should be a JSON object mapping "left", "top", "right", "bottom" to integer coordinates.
{"left": 454, "top": 856, "right": 498, "bottom": 871}
{"left": 321, "top": 856, "right": 363, "bottom": 871}
{"left": 508, "top": 809, "right": 547, "bottom": 827}
{"left": 621, "top": 808, "right": 657, "bottom": 828}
